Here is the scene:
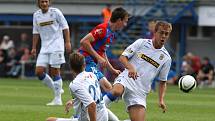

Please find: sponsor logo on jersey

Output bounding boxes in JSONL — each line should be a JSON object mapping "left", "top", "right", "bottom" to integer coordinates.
{"left": 94, "top": 29, "right": 103, "bottom": 35}
{"left": 138, "top": 53, "right": 160, "bottom": 68}
{"left": 39, "top": 20, "right": 54, "bottom": 26}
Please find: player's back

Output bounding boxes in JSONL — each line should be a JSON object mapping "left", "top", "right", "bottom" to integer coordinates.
{"left": 70, "top": 71, "right": 108, "bottom": 121}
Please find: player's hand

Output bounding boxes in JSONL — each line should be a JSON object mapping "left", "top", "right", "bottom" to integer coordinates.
{"left": 159, "top": 100, "right": 167, "bottom": 113}
{"left": 128, "top": 66, "right": 138, "bottom": 80}
{"left": 31, "top": 49, "right": 37, "bottom": 58}
{"left": 112, "top": 69, "right": 121, "bottom": 76}
{"left": 65, "top": 100, "right": 73, "bottom": 114}
{"left": 65, "top": 42, "right": 72, "bottom": 54}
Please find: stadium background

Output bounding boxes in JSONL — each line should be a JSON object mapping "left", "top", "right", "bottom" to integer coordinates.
{"left": 0, "top": 0, "right": 214, "bottom": 80}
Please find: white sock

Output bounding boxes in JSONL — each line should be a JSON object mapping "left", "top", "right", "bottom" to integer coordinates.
{"left": 103, "top": 95, "right": 112, "bottom": 107}
{"left": 107, "top": 108, "right": 120, "bottom": 121}
{"left": 42, "top": 74, "right": 55, "bottom": 91}
{"left": 54, "top": 79, "right": 63, "bottom": 100}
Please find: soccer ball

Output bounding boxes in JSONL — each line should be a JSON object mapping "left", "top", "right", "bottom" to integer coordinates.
{"left": 178, "top": 75, "right": 196, "bottom": 93}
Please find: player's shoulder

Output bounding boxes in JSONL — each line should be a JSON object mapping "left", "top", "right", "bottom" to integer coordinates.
{"left": 49, "top": 7, "right": 62, "bottom": 13}
{"left": 33, "top": 9, "right": 41, "bottom": 16}
{"left": 95, "top": 23, "right": 108, "bottom": 29}
{"left": 161, "top": 47, "right": 171, "bottom": 60}
{"left": 84, "top": 71, "right": 98, "bottom": 80}
{"left": 134, "top": 38, "right": 150, "bottom": 45}
{"left": 69, "top": 72, "right": 84, "bottom": 89}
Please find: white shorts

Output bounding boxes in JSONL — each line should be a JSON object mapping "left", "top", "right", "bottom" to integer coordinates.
{"left": 36, "top": 52, "right": 65, "bottom": 68}
{"left": 114, "top": 76, "right": 147, "bottom": 111}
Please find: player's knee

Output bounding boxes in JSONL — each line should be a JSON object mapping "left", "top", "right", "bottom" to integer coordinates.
{"left": 35, "top": 69, "right": 44, "bottom": 77}
{"left": 50, "top": 68, "right": 60, "bottom": 77}
{"left": 111, "top": 90, "right": 122, "bottom": 97}
{"left": 111, "top": 84, "right": 124, "bottom": 96}
{"left": 100, "top": 78, "right": 112, "bottom": 92}
{"left": 46, "top": 117, "right": 57, "bottom": 121}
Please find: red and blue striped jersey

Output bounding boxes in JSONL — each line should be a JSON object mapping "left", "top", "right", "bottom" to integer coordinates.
{"left": 79, "top": 23, "right": 115, "bottom": 63}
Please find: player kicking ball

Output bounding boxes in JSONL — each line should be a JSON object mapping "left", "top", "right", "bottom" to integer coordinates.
{"left": 103, "top": 21, "right": 172, "bottom": 121}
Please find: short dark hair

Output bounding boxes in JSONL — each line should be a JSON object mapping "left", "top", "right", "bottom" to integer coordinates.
{"left": 69, "top": 52, "right": 85, "bottom": 73}
{"left": 37, "top": 0, "right": 51, "bottom": 8}
{"left": 110, "top": 7, "right": 129, "bottom": 23}
{"left": 154, "top": 21, "right": 172, "bottom": 32}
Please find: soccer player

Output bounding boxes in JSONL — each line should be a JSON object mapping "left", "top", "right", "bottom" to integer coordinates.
{"left": 103, "top": 21, "right": 172, "bottom": 121}
{"left": 46, "top": 52, "right": 108, "bottom": 121}
{"left": 79, "top": 7, "right": 129, "bottom": 94}
{"left": 31, "top": 0, "right": 71, "bottom": 105}
{"left": 79, "top": 7, "right": 129, "bottom": 121}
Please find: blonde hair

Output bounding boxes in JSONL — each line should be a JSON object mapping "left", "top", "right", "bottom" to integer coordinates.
{"left": 155, "top": 21, "right": 172, "bottom": 32}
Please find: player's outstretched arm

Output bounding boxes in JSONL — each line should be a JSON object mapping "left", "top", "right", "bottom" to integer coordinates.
{"left": 87, "top": 102, "right": 96, "bottom": 121}
{"left": 158, "top": 81, "right": 167, "bottom": 113}
{"left": 64, "top": 100, "right": 73, "bottom": 114}
{"left": 119, "top": 55, "right": 138, "bottom": 80}
{"left": 104, "top": 53, "right": 121, "bottom": 75}
{"left": 80, "top": 33, "right": 107, "bottom": 67}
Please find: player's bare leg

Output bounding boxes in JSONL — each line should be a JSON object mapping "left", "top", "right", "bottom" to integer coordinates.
{"left": 128, "top": 105, "right": 146, "bottom": 121}
{"left": 99, "top": 77, "right": 112, "bottom": 92}
{"left": 111, "top": 83, "right": 124, "bottom": 97}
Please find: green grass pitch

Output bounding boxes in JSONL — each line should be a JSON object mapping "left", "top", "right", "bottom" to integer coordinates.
{"left": 0, "top": 78, "right": 215, "bottom": 121}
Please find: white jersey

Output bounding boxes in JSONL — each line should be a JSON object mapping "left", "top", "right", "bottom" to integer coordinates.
{"left": 33, "top": 7, "right": 69, "bottom": 53}
{"left": 119, "top": 39, "right": 171, "bottom": 94}
{"left": 69, "top": 71, "right": 107, "bottom": 121}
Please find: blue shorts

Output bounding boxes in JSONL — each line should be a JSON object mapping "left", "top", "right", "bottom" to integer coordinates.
{"left": 85, "top": 62, "right": 104, "bottom": 80}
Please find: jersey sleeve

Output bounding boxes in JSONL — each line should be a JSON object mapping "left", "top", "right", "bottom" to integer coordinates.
{"left": 56, "top": 8, "right": 69, "bottom": 30}
{"left": 32, "top": 13, "right": 39, "bottom": 34}
{"left": 70, "top": 82, "right": 95, "bottom": 108}
{"left": 122, "top": 39, "right": 144, "bottom": 59}
{"left": 157, "top": 58, "right": 172, "bottom": 81}
{"left": 90, "top": 25, "right": 106, "bottom": 40}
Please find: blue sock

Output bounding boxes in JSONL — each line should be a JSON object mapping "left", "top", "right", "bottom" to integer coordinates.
{"left": 53, "top": 75, "right": 61, "bottom": 81}
{"left": 106, "top": 92, "right": 117, "bottom": 101}
{"left": 38, "top": 73, "right": 46, "bottom": 80}
{"left": 102, "top": 92, "right": 107, "bottom": 97}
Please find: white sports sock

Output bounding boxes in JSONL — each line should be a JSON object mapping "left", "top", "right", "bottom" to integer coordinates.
{"left": 103, "top": 95, "right": 112, "bottom": 107}
{"left": 107, "top": 108, "right": 120, "bottom": 121}
{"left": 54, "top": 79, "right": 63, "bottom": 99}
{"left": 42, "top": 74, "right": 55, "bottom": 91}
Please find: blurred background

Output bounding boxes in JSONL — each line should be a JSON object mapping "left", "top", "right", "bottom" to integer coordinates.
{"left": 0, "top": 0, "right": 214, "bottom": 88}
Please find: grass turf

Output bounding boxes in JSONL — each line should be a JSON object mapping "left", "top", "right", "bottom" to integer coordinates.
{"left": 0, "top": 78, "right": 215, "bottom": 121}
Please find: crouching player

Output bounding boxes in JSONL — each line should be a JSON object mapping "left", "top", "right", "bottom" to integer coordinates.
{"left": 47, "top": 52, "right": 108, "bottom": 121}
